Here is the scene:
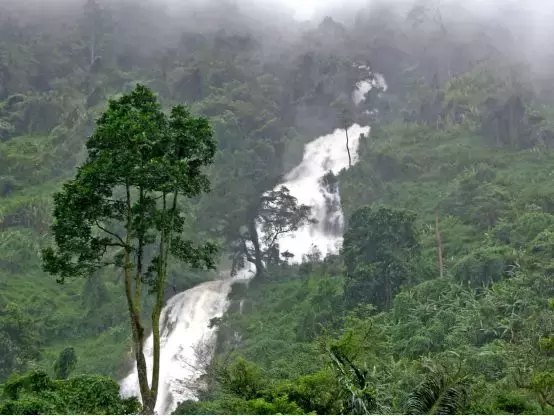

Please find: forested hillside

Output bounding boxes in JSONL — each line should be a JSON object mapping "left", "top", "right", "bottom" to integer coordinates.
{"left": 0, "top": 0, "right": 553, "bottom": 414}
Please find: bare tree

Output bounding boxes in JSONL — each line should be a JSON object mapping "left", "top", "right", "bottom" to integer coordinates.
{"left": 339, "top": 108, "right": 354, "bottom": 168}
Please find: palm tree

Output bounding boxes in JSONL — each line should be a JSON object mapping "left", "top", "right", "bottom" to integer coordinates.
{"left": 406, "top": 364, "right": 470, "bottom": 415}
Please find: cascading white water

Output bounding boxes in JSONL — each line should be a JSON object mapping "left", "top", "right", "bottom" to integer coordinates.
{"left": 119, "top": 271, "right": 254, "bottom": 415}
{"left": 120, "top": 72, "right": 375, "bottom": 415}
{"left": 268, "top": 124, "right": 368, "bottom": 262}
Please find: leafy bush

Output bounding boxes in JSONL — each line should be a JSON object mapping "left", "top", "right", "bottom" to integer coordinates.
{"left": 0, "top": 371, "right": 141, "bottom": 415}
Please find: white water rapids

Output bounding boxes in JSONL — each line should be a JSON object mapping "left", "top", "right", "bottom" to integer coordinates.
{"left": 120, "top": 73, "right": 376, "bottom": 414}
{"left": 119, "top": 276, "right": 252, "bottom": 415}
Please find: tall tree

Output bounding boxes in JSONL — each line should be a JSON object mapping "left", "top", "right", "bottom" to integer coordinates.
{"left": 0, "top": 301, "right": 41, "bottom": 382}
{"left": 83, "top": 0, "right": 106, "bottom": 67}
{"left": 54, "top": 347, "right": 78, "bottom": 380}
{"left": 342, "top": 205, "right": 420, "bottom": 310}
{"left": 339, "top": 107, "right": 354, "bottom": 168}
{"left": 42, "top": 84, "right": 217, "bottom": 414}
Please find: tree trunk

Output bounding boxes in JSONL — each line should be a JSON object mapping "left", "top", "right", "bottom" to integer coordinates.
{"left": 345, "top": 127, "right": 352, "bottom": 168}
{"left": 249, "top": 220, "right": 265, "bottom": 278}
{"left": 148, "top": 196, "right": 166, "bottom": 414}
{"left": 148, "top": 249, "right": 163, "bottom": 415}
{"left": 146, "top": 191, "right": 177, "bottom": 414}
{"left": 147, "top": 303, "right": 161, "bottom": 415}
{"left": 436, "top": 215, "right": 444, "bottom": 278}
{"left": 123, "top": 185, "right": 151, "bottom": 413}
{"left": 90, "top": 32, "right": 96, "bottom": 67}
{"left": 123, "top": 186, "right": 150, "bottom": 416}
{"left": 135, "top": 189, "right": 144, "bottom": 308}
{"left": 125, "top": 256, "right": 150, "bottom": 413}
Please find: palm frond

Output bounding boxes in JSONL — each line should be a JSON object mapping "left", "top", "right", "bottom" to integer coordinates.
{"left": 406, "top": 366, "right": 470, "bottom": 415}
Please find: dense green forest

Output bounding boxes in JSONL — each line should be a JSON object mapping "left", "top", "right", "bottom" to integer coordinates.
{"left": 0, "top": 0, "right": 553, "bottom": 414}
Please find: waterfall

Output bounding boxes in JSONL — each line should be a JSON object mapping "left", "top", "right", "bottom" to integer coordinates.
{"left": 119, "top": 269, "right": 254, "bottom": 415}
{"left": 266, "top": 124, "right": 368, "bottom": 262}
{"left": 120, "top": 74, "right": 375, "bottom": 415}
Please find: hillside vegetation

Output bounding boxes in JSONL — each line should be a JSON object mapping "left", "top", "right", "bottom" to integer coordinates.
{"left": 0, "top": 0, "right": 553, "bottom": 414}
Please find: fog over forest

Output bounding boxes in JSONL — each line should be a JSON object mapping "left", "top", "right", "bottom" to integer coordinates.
{"left": 0, "top": 0, "right": 553, "bottom": 414}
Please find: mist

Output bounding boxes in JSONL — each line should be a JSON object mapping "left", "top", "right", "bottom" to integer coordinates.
{"left": 3, "top": 0, "right": 554, "bottom": 126}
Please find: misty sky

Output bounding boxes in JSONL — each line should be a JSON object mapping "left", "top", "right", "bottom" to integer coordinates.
{"left": 278, "top": 0, "right": 554, "bottom": 20}
{"left": 278, "top": 0, "right": 318, "bottom": 19}
{"left": 269, "top": 0, "right": 365, "bottom": 20}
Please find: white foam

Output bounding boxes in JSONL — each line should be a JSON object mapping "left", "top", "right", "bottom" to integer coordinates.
{"left": 269, "top": 124, "right": 369, "bottom": 262}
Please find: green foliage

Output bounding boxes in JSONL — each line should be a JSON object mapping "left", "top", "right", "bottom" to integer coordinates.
{"left": 490, "top": 392, "right": 542, "bottom": 415}
{"left": 405, "top": 365, "right": 470, "bottom": 414}
{"left": 342, "top": 205, "right": 421, "bottom": 309}
{"left": 42, "top": 84, "right": 217, "bottom": 281}
{"left": 452, "top": 245, "right": 518, "bottom": 287}
{"left": 173, "top": 357, "right": 306, "bottom": 415}
{"left": 57, "top": 374, "right": 140, "bottom": 415}
{"left": 174, "top": 395, "right": 305, "bottom": 415}
{"left": 53, "top": 347, "right": 77, "bottom": 380}
{"left": 389, "top": 279, "right": 473, "bottom": 358}
{"left": 530, "top": 371, "right": 554, "bottom": 410}
{"left": 0, "top": 371, "right": 140, "bottom": 414}
{"left": 0, "top": 301, "right": 41, "bottom": 381}
{"left": 218, "top": 358, "right": 264, "bottom": 401}
{"left": 277, "top": 370, "right": 342, "bottom": 415}
{"left": 492, "top": 212, "right": 554, "bottom": 248}
{"left": 443, "top": 169, "right": 510, "bottom": 228}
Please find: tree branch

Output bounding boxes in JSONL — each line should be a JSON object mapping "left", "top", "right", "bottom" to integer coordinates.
{"left": 241, "top": 238, "right": 257, "bottom": 263}
{"left": 265, "top": 225, "right": 296, "bottom": 251}
{"left": 95, "top": 220, "right": 127, "bottom": 247}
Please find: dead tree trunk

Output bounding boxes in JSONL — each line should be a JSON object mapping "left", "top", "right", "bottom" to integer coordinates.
{"left": 345, "top": 127, "right": 352, "bottom": 168}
